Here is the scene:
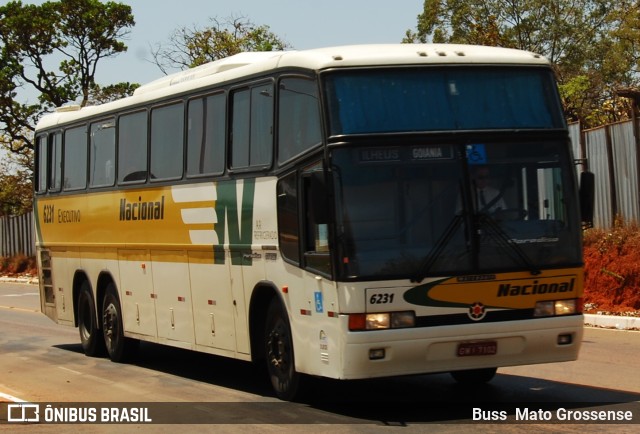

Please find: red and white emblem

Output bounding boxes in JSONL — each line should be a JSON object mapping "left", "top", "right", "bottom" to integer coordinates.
{"left": 468, "top": 302, "right": 487, "bottom": 321}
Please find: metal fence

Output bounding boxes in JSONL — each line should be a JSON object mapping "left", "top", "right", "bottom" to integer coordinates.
{"left": 570, "top": 118, "right": 640, "bottom": 229}
{"left": 0, "top": 211, "right": 35, "bottom": 257}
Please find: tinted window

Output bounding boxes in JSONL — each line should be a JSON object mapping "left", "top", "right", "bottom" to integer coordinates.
{"left": 50, "top": 132, "right": 63, "bottom": 192}
{"left": 230, "top": 83, "right": 273, "bottom": 169}
{"left": 231, "top": 89, "right": 250, "bottom": 168}
{"left": 90, "top": 119, "right": 116, "bottom": 188}
{"left": 118, "top": 111, "right": 148, "bottom": 184}
{"left": 325, "top": 68, "right": 565, "bottom": 135}
{"left": 187, "top": 93, "right": 225, "bottom": 177}
{"left": 36, "top": 135, "right": 48, "bottom": 193}
{"left": 63, "top": 126, "right": 87, "bottom": 191}
{"left": 278, "top": 78, "right": 322, "bottom": 163}
{"left": 250, "top": 84, "right": 273, "bottom": 166}
{"left": 151, "top": 103, "right": 184, "bottom": 180}
{"left": 277, "top": 172, "right": 300, "bottom": 264}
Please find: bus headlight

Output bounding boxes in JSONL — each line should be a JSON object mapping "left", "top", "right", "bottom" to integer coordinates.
{"left": 349, "top": 311, "right": 415, "bottom": 331}
{"left": 366, "top": 313, "right": 390, "bottom": 329}
{"left": 534, "top": 298, "right": 581, "bottom": 317}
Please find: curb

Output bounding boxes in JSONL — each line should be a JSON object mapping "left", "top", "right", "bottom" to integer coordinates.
{"left": 0, "top": 276, "right": 39, "bottom": 285}
{"left": 584, "top": 314, "right": 640, "bottom": 330}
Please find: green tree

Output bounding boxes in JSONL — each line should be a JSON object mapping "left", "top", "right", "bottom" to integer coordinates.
{"left": 150, "top": 16, "right": 290, "bottom": 74}
{"left": 404, "top": 0, "right": 640, "bottom": 127}
{"left": 0, "top": 0, "right": 136, "bottom": 154}
{"left": 0, "top": 146, "right": 33, "bottom": 216}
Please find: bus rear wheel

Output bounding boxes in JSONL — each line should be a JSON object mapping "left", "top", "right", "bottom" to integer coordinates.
{"left": 265, "top": 299, "right": 300, "bottom": 401}
{"left": 77, "top": 281, "right": 106, "bottom": 357}
{"left": 450, "top": 367, "right": 497, "bottom": 384}
{"left": 102, "top": 283, "right": 138, "bottom": 362}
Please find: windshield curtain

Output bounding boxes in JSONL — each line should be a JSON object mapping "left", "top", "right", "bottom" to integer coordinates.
{"left": 331, "top": 142, "right": 581, "bottom": 281}
{"left": 325, "top": 67, "right": 565, "bottom": 135}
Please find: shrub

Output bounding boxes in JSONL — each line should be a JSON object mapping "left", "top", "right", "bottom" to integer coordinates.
{"left": 0, "top": 254, "right": 37, "bottom": 275}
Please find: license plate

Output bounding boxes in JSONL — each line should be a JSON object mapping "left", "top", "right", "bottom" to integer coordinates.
{"left": 457, "top": 341, "right": 497, "bottom": 357}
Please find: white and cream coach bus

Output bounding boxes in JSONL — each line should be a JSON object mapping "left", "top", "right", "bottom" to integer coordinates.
{"left": 34, "top": 44, "right": 588, "bottom": 400}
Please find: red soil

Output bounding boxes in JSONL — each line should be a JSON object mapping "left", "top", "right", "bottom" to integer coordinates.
{"left": 583, "top": 220, "right": 640, "bottom": 315}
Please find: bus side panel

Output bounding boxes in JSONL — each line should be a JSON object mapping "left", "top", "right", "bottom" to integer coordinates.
{"left": 264, "top": 255, "right": 345, "bottom": 379}
{"left": 189, "top": 251, "right": 237, "bottom": 352}
{"left": 118, "top": 250, "right": 157, "bottom": 338}
{"left": 151, "top": 250, "right": 195, "bottom": 344}
{"left": 49, "top": 248, "right": 77, "bottom": 325}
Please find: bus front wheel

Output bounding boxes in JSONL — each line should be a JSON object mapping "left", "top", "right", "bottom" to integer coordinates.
{"left": 265, "top": 299, "right": 300, "bottom": 401}
{"left": 102, "top": 283, "right": 138, "bottom": 362}
{"left": 77, "top": 281, "right": 105, "bottom": 357}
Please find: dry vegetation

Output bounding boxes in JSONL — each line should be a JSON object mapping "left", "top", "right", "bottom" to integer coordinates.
{"left": 583, "top": 217, "right": 640, "bottom": 314}
{"left": 0, "top": 254, "right": 37, "bottom": 276}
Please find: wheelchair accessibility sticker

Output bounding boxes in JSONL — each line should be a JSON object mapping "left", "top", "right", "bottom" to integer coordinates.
{"left": 466, "top": 144, "right": 487, "bottom": 164}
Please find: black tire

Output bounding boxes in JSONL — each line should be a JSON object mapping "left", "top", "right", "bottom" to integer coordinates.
{"left": 265, "top": 299, "right": 300, "bottom": 401}
{"left": 77, "top": 281, "right": 106, "bottom": 357}
{"left": 102, "top": 283, "right": 138, "bottom": 362}
{"left": 450, "top": 367, "right": 497, "bottom": 385}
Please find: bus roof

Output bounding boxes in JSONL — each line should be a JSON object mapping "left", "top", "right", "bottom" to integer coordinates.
{"left": 36, "top": 44, "right": 550, "bottom": 131}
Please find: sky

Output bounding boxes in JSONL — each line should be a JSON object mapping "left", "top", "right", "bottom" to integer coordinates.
{"left": 90, "top": 0, "right": 423, "bottom": 87}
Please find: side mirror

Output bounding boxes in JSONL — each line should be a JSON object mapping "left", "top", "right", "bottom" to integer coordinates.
{"left": 579, "top": 171, "right": 595, "bottom": 228}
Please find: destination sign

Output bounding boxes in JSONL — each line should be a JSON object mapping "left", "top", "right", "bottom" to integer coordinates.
{"left": 357, "top": 145, "right": 453, "bottom": 163}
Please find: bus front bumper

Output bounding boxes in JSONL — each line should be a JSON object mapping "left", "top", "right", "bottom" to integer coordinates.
{"left": 336, "top": 315, "right": 583, "bottom": 380}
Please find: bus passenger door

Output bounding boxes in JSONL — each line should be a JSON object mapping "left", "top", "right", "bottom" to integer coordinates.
{"left": 118, "top": 250, "right": 157, "bottom": 337}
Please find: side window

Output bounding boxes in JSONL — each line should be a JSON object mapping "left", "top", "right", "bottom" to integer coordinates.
{"left": 278, "top": 78, "right": 322, "bottom": 163}
{"left": 187, "top": 93, "right": 225, "bottom": 177}
{"left": 302, "top": 162, "right": 331, "bottom": 276}
{"left": 231, "top": 88, "right": 250, "bottom": 168}
{"left": 277, "top": 161, "right": 331, "bottom": 275}
{"left": 118, "top": 111, "right": 148, "bottom": 184}
{"left": 151, "top": 102, "right": 184, "bottom": 180}
{"left": 230, "top": 82, "right": 273, "bottom": 170}
{"left": 63, "top": 126, "right": 87, "bottom": 191}
{"left": 36, "top": 135, "right": 48, "bottom": 193}
{"left": 49, "top": 132, "right": 63, "bottom": 192}
{"left": 276, "top": 172, "right": 300, "bottom": 264}
{"left": 90, "top": 119, "right": 116, "bottom": 188}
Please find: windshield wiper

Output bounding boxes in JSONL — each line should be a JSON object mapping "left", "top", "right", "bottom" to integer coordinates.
{"left": 478, "top": 213, "right": 541, "bottom": 275}
{"left": 411, "top": 214, "right": 465, "bottom": 283}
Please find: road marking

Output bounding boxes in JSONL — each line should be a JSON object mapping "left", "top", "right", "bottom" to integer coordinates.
{"left": 0, "top": 391, "right": 27, "bottom": 402}
{"left": 56, "top": 367, "right": 115, "bottom": 385}
{"left": 58, "top": 366, "right": 83, "bottom": 375}
{"left": 0, "top": 305, "right": 39, "bottom": 313}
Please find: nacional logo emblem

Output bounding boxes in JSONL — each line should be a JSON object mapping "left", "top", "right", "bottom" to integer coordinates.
{"left": 468, "top": 302, "right": 487, "bottom": 321}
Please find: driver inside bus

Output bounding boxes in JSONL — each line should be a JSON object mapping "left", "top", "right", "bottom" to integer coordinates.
{"left": 456, "top": 165, "right": 507, "bottom": 214}
{"left": 471, "top": 165, "right": 507, "bottom": 213}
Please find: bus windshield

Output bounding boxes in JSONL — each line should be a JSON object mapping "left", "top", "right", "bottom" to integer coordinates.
{"left": 325, "top": 67, "right": 565, "bottom": 135}
{"left": 331, "top": 142, "right": 582, "bottom": 281}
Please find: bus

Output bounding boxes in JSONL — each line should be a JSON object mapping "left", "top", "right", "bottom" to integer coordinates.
{"left": 34, "top": 44, "right": 590, "bottom": 401}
